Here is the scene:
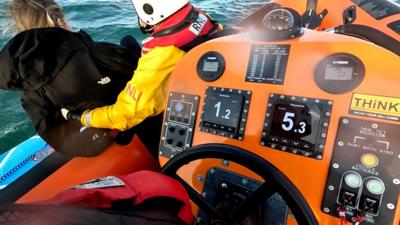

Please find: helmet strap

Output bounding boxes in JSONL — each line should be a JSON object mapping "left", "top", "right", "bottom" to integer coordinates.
{"left": 139, "top": 18, "right": 155, "bottom": 34}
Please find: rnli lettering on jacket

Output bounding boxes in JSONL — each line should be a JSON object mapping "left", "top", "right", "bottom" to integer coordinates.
{"left": 141, "top": 4, "right": 219, "bottom": 54}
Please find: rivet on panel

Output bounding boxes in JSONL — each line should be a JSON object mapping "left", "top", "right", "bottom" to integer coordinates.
{"left": 196, "top": 175, "right": 204, "bottom": 183}
{"left": 333, "top": 163, "right": 339, "bottom": 169}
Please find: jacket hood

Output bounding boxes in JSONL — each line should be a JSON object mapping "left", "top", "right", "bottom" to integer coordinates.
{"left": 0, "top": 28, "right": 93, "bottom": 91}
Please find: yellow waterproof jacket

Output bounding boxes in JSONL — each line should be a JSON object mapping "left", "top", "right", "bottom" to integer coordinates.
{"left": 80, "top": 46, "right": 185, "bottom": 130}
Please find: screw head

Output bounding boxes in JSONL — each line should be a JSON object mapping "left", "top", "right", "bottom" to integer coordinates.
{"left": 387, "top": 203, "right": 395, "bottom": 210}
{"left": 333, "top": 163, "right": 339, "bottom": 169}
{"left": 196, "top": 175, "right": 204, "bottom": 183}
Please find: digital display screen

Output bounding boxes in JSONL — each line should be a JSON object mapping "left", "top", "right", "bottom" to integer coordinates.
{"left": 324, "top": 67, "right": 353, "bottom": 81}
{"left": 202, "top": 61, "right": 219, "bottom": 72}
{"left": 202, "top": 92, "right": 244, "bottom": 132}
{"left": 270, "top": 101, "right": 322, "bottom": 148}
{"left": 246, "top": 45, "right": 290, "bottom": 84}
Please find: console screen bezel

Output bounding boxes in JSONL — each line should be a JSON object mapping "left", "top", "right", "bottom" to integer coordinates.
{"left": 261, "top": 94, "right": 333, "bottom": 159}
{"left": 200, "top": 87, "right": 251, "bottom": 140}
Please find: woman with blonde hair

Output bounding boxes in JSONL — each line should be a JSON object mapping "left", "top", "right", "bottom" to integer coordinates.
{"left": 0, "top": 0, "right": 144, "bottom": 157}
{"left": 10, "top": 0, "right": 72, "bottom": 31}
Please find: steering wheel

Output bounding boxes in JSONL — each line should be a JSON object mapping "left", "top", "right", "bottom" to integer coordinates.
{"left": 161, "top": 144, "right": 318, "bottom": 225}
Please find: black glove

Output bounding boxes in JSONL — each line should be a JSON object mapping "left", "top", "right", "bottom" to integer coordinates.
{"left": 66, "top": 111, "right": 83, "bottom": 123}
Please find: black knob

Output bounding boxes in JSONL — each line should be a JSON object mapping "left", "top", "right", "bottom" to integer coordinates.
{"left": 176, "top": 141, "right": 184, "bottom": 148}
{"left": 167, "top": 139, "right": 173, "bottom": 145}
{"left": 179, "top": 129, "right": 186, "bottom": 136}
{"left": 168, "top": 126, "right": 176, "bottom": 133}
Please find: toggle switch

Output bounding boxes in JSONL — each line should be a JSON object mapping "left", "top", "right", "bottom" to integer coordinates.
{"left": 340, "top": 191, "right": 357, "bottom": 207}
{"left": 359, "top": 197, "right": 379, "bottom": 214}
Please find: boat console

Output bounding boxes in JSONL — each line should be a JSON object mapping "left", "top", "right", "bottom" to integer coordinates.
{"left": 158, "top": 6, "right": 400, "bottom": 225}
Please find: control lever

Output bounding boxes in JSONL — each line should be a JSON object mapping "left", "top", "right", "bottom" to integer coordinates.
{"left": 302, "top": 8, "right": 328, "bottom": 29}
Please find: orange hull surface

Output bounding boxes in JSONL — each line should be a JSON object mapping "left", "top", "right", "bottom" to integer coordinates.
{"left": 19, "top": 136, "right": 159, "bottom": 203}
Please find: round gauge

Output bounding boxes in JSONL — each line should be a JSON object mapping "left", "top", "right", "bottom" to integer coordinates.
{"left": 263, "top": 8, "right": 295, "bottom": 31}
{"left": 366, "top": 179, "right": 385, "bottom": 195}
{"left": 251, "top": 7, "right": 302, "bottom": 41}
{"left": 314, "top": 53, "right": 365, "bottom": 94}
{"left": 197, "top": 51, "right": 226, "bottom": 82}
{"left": 344, "top": 172, "right": 362, "bottom": 189}
{"left": 174, "top": 102, "right": 185, "bottom": 112}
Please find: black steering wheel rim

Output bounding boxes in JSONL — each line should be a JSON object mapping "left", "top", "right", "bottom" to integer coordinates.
{"left": 161, "top": 144, "right": 318, "bottom": 225}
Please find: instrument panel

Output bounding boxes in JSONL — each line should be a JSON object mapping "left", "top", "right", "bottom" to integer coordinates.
{"left": 159, "top": 28, "right": 399, "bottom": 225}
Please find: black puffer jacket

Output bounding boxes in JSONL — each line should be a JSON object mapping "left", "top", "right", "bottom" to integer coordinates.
{"left": 0, "top": 28, "right": 139, "bottom": 156}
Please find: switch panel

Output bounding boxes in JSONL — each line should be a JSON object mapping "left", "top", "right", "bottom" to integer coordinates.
{"left": 322, "top": 117, "right": 400, "bottom": 224}
{"left": 160, "top": 92, "right": 200, "bottom": 159}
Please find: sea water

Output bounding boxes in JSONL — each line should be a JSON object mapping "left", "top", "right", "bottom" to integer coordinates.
{"left": 0, "top": 0, "right": 265, "bottom": 152}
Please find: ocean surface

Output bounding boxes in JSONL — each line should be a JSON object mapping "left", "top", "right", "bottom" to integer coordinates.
{"left": 0, "top": 0, "right": 265, "bottom": 152}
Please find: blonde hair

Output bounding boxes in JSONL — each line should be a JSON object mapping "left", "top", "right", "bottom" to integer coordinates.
{"left": 10, "top": 0, "right": 65, "bottom": 31}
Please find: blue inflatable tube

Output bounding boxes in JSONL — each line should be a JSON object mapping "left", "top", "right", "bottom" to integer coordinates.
{"left": 0, "top": 135, "right": 55, "bottom": 190}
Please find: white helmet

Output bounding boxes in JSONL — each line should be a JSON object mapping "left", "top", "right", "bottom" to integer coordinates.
{"left": 131, "top": 0, "right": 190, "bottom": 26}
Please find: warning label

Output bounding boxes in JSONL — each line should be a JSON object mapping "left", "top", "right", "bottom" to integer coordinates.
{"left": 350, "top": 93, "right": 400, "bottom": 122}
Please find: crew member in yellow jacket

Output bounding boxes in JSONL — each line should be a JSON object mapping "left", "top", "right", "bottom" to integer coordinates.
{"left": 64, "top": 0, "right": 227, "bottom": 155}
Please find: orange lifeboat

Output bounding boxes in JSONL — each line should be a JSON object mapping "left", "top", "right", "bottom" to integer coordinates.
{"left": 1, "top": 1, "right": 399, "bottom": 225}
